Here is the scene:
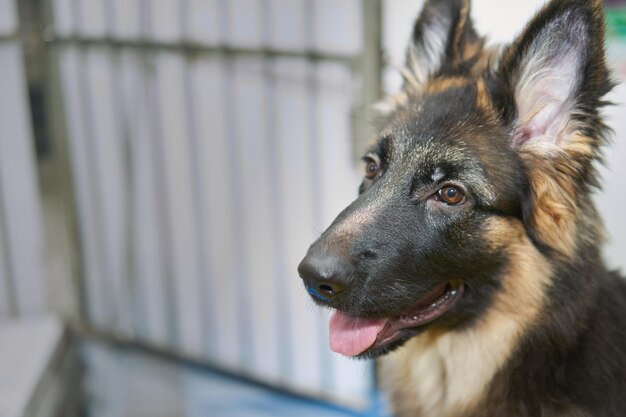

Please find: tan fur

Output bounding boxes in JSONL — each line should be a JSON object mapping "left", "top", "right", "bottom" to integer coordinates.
{"left": 475, "top": 77, "right": 495, "bottom": 116}
{"left": 380, "top": 59, "right": 490, "bottom": 116}
{"left": 462, "top": 38, "right": 485, "bottom": 63}
{"left": 380, "top": 218, "right": 552, "bottom": 417}
{"left": 387, "top": 44, "right": 493, "bottom": 117}
{"left": 426, "top": 77, "right": 470, "bottom": 94}
{"left": 452, "top": 0, "right": 471, "bottom": 63}
{"left": 520, "top": 133, "right": 597, "bottom": 257}
{"left": 472, "top": 44, "right": 503, "bottom": 78}
{"left": 450, "top": 0, "right": 485, "bottom": 67}
{"left": 405, "top": 13, "right": 450, "bottom": 91}
{"left": 402, "top": 44, "right": 491, "bottom": 99}
{"left": 381, "top": 3, "right": 494, "bottom": 117}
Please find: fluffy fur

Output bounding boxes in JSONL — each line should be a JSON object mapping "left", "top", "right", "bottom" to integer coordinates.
{"left": 298, "top": 0, "right": 626, "bottom": 416}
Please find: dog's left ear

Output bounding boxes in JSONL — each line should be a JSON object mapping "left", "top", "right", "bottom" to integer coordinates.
{"left": 495, "top": 0, "right": 613, "bottom": 256}
{"left": 404, "top": 0, "right": 482, "bottom": 90}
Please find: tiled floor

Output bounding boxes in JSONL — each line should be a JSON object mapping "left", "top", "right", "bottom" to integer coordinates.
{"left": 82, "top": 342, "right": 388, "bottom": 417}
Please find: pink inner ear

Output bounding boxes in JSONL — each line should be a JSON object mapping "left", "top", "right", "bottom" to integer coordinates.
{"left": 514, "top": 96, "right": 575, "bottom": 148}
{"left": 514, "top": 102, "right": 558, "bottom": 146}
{"left": 513, "top": 47, "right": 581, "bottom": 149}
{"left": 514, "top": 128, "right": 534, "bottom": 147}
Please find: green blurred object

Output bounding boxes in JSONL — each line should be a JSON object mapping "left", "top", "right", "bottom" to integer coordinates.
{"left": 605, "top": 5, "right": 626, "bottom": 81}
{"left": 606, "top": 6, "right": 626, "bottom": 39}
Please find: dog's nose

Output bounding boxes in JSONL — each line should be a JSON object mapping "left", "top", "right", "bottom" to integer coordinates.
{"left": 298, "top": 251, "right": 351, "bottom": 302}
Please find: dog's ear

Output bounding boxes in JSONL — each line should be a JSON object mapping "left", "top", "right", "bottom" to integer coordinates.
{"left": 498, "top": 0, "right": 611, "bottom": 150}
{"left": 404, "top": 0, "right": 481, "bottom": 90}
{"left": 495, "top": 0, "right": 613, "bottom": 256}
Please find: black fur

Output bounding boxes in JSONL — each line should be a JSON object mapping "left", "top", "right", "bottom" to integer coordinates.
{"left": 298, "top": 0, "right": 626, "bottom": 415}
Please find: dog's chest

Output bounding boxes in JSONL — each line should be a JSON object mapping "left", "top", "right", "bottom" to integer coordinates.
{"left": 379, "top": 322, "right": 519, "bottom": 417}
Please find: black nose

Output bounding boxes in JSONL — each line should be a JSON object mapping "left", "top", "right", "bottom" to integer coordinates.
{"left": 298, "top": 251, "right": 352, "bottom": 302}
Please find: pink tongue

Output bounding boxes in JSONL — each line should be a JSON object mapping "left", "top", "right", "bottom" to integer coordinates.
{"left": 329, "top": 311, "right": 388, "bottom": 356}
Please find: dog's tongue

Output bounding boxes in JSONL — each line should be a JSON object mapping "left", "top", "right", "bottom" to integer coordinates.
{"left": 329, "top": 311, "right": 388, "bottom": 356}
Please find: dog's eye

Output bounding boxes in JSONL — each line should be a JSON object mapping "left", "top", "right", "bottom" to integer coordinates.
{"left": 363, "top": 155, "right": 381, "bottom": 179}
{"left": 365, "top": 161, "right": 379, "bottom": 179}
{"left": 437, "top": 186, "right": 466, "bottom": 205}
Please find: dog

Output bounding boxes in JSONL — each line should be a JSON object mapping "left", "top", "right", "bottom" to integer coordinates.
{"left": 297, "top": 0, "right": 626, "bottom": 415}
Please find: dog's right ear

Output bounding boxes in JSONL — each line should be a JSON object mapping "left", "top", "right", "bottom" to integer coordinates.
{"left": 404, "top": 0, "right": 481, "bottom": 90}
{"left": 493, "top": 0, "right": 613, "bottom": 257}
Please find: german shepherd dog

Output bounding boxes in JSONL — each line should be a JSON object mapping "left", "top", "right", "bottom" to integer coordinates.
{"left": 298, "top": 0, "right": 626, "bottom": 415}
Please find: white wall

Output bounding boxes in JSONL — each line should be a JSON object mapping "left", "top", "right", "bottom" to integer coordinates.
{"left": 0, "top": 0, "right": 17, "bottom": 35}
{"left": 595, "top": 40, "right": 626, "bottom": 271}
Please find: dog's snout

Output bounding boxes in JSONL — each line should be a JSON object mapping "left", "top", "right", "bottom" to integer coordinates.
{"left": 298, "top": 250, "right": 352, "bottom": 303}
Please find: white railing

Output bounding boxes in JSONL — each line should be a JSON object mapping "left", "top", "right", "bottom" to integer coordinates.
{"left": 49, "top": 0, "right": 375, "bottom": 407}
{"left": 0, "top": 0, "right": 48, "bottom": 317}
{"left": 0, "top": 4, "right": 78, "bottom": 417}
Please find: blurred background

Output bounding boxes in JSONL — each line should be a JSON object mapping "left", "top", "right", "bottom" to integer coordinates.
{"left": 0, "top": 0, "right": 625, "bottom": 416}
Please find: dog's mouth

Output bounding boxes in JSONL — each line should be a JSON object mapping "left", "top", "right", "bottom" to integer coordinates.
{"left": 329, "top": 280, "right": 464, "bottom": 358}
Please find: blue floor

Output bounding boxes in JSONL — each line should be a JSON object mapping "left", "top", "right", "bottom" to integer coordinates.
{"left": 82, "top": 342, "right": 389, "bottom": 417}
{"left": 184, "top": 371, "right": 385, "bottom": 417}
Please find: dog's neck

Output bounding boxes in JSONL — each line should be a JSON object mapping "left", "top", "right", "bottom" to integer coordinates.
{"left": 379, "top": 219, "right": 554, "bottom": 417}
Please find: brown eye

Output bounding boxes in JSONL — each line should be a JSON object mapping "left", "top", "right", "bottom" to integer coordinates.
{"left": 437, "top": 186, "right": 466, "bottom": 205}
{"left": 365, "top": 161, "right": 379, "bottom": 179}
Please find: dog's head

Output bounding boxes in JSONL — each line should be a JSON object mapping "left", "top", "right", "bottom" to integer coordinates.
{"left": 298, "top": 0, "right": 612, "bottom": 358}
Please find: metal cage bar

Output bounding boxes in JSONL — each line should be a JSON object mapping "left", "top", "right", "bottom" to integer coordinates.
{"left": 39, "top": 0, "right": 384, "bottom": 409}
